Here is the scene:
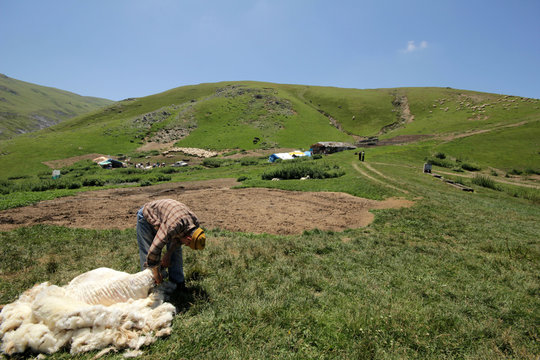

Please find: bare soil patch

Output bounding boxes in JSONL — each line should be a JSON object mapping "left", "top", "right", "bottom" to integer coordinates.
{"left": 0, "top": 179, "right": 414, "bottom": 235}
{"left": 42, "top": 153, "right": 106, "bottom": 169}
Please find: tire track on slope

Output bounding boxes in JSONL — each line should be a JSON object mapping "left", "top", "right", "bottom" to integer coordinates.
{"left": 352, "top": 162, "right": 409, "bottom": 194}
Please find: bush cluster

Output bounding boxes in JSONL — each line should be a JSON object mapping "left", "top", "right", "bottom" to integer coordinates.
{"left": 240, "top": 158, "right": 259, "bottom": 166}
{"left": 202, "top": 158, "right": 233, "bottom": 168}
{"left": 426, "top": 156, "right": 481, "bottom": 172}
{"left": 461, "top": 163, "right": 481, "bottom": 171}
{"left": 261, "top": 160, "right": 344, "bottom": 180}
{"left": 472, "top": 175, "right": 499, "bottom": 190}
{"left": 434, "top": 152, "right": 446, "bottom": 159}
{"left": 426, "top": 157, "right": 454, "bottom": 168}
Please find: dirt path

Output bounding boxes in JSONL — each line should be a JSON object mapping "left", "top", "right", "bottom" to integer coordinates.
{"left": 362, "top": 163, "right": 410, "bottom": 194}
{"left": 0, "top": 179, "right": 414, "bottom": 235}
{"left": 439, "top": 120, "right": 529, "bottom": 143}
{"left": 352, "top": 162, "right": 410, "bottom": 194}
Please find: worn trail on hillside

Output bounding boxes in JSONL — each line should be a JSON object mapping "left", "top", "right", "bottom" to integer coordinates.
{"left": 352, "top": 162, "right": 410, "bottom": 194}
{"left": 0, "top": 179, "right": 414, "bottom": 234}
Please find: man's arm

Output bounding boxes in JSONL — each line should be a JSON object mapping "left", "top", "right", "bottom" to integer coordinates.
{"left": 145, "top": 226, "right": 172, "bottom": 267}
{"left": 160, "top": 240, "right": 179, "bottom": 268}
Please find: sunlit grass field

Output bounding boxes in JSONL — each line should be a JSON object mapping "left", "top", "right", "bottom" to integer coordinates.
{"left": 1, "top": 147, "right": 539, "bottom": 359}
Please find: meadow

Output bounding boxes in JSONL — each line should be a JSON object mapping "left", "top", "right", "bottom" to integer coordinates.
{"left": 0, "top": 81, "right": 539, "bottom": 358}
{"left": 1, "top": 144, "right": 539, "bottom": 359}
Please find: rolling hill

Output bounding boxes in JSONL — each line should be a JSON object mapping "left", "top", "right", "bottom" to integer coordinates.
{"left": 0, "top": 81, "right": 538, "bottom": 359}
{"left": 0, "top": 74, "right": 113, "bottom": 140}
{"left": 0, "top": 80, "right": 538, "bottom": 179}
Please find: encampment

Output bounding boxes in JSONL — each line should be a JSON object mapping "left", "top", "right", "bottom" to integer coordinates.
{"left": 93, "top": 156, "right": 126, "bottom": 169}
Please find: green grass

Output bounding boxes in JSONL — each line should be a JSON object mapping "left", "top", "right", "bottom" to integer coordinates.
{"left": 435, "top": 120, "right": 540, "bottom": 172}
{"left": 387, "top": 88, "right": 540, "bottom": 137}
{"left": 1, "top": 178, "right": 538, "bottom": 358}
{"left": 0, "top": 74, "right": 112, "bottom": 140}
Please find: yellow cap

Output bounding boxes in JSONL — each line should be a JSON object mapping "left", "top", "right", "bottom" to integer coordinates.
{"left": 189, "top": 227, "right": 206, "bottom": 250}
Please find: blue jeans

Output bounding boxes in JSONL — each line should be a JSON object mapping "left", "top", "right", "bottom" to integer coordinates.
{"left": 136, "top": 207, "right": 185, "bottom": 284}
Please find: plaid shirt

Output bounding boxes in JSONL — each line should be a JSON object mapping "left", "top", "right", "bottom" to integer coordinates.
{"left": 142, "top": 199, "right": 200, "bottom": 266}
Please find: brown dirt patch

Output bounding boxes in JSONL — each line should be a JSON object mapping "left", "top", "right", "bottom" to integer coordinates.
{"left": 0, "top": 179, "right": 414, "bottom": 235}
{"left": 42, "top": 153, "right": 106, "bottom": 169}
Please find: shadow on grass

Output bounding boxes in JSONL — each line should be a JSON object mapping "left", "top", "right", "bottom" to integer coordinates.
{"left": 168, "top": 284, "right": 209, "bottom": 314}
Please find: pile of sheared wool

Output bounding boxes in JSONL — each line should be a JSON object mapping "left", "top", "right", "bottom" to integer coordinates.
{"left": 0, "top": 267, "right": 176, "bottom": 355}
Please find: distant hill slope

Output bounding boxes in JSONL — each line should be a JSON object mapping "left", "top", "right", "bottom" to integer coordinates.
{"left": 0, "top": 74, "right": 113, "bottom": 139}
{"left": 0, "top": 80, "right": 538, "bottom": 178}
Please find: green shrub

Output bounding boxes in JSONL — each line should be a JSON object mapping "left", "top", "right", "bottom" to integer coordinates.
{"left": 149, "top": 174, "right": 171, "bottom": 182}
{"left": 240, "top": 158, "right": 259, "bottom": 166}
{"left": 159, "top": 167, "right": 179, "bottom": 174}
{"left": 261, "top": 161, "right": 344, "bottom": 180}
{"left": 118, "top": 168, "right": 145, "bottom": 175}
{"left": 82, "top": 178, "right": 105, "bottom": 187}
{"left": 67, "top": 181, "right": 82, "bottom": 189}
{"left": 472, "top": 175, "right": 499, "bottom": 190}
{"left": 434, "top": 152, "right": 446, "bottom": 159}
{"left": 461, "top": 163, "right": 481, "bottom": 171}
{"left": 30, "top": 180, "right": 55, "bottom": 192}
{"left": 237, "top": 175, "right": 248, "bottom": 182}
{"left": 426, "top": 157, "right": 454, "bottom": 168}
{"left": 202, "top": 158, "right": 233, "bottom": 168}
{"left": 139, "top": 180, "right": 152, "bottom": 187}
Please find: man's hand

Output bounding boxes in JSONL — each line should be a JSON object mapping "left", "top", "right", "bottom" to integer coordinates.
{"left": 150, "top": 265, "right": 163, "bottom": 285}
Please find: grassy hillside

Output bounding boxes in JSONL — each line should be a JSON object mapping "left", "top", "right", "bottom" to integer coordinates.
{"left": 0, "top": 81, "right": 538, "bottom": 181}
{"left": 0, "top": 74, "right": 113, "bottom": 139}
{"left": 0, "top": 81, "right": 538, "bottom": 358}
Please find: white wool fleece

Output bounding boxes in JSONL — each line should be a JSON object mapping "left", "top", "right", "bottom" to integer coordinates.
{"left": 0, "top": 268, "right": 176, "bottom": 355}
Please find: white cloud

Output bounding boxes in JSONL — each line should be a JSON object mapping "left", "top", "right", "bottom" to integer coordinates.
{"left": 403, "top": 40, "right": 428, "bottom": 53}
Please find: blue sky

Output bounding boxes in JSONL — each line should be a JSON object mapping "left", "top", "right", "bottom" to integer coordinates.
{"left": 1, "top": 0, "right": 539, "bottom": 101}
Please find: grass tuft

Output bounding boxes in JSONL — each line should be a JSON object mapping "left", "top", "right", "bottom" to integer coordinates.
{"left": 471, "top": 174, "right": 499, "bottom": 190}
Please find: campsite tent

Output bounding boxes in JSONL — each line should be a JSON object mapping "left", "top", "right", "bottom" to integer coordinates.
{"left": 268, "top": 150, "right": 311, "bottom": 163}
{"left": 95, "top": 158, "right": 126, "bottom": 168}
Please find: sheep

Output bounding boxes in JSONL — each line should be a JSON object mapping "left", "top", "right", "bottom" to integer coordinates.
{"left": 0, "top": 267, "right": 176, "bottom": 356}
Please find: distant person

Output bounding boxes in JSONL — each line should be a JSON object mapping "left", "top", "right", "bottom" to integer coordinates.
{"left": 136, "top": 199, "right": 206, "bottom": 290}
{"left": 359, "top": 151, "right": 365, "bottom": 161}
